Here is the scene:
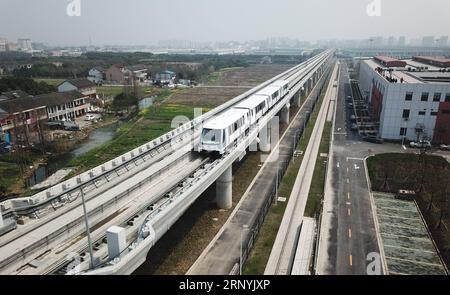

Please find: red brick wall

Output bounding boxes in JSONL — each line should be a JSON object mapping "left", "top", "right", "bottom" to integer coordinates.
{"left": 371, "top": 84, "right": 384, "bottom": 122}
{"left": 433, "top": 102, "right": 450, "bottom": 144}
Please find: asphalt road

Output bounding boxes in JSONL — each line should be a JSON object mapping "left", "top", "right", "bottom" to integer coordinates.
{"left": 318, "top": 62, "right": 405, "bottom": 275}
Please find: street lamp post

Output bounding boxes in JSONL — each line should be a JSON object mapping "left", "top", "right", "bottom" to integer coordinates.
{"left": 80, "top": 186, "right": 95, "bottom": 269}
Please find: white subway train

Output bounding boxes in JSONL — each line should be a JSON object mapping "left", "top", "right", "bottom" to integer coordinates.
{"left": 199, "top": 80, "right": 290, "bottom": 154}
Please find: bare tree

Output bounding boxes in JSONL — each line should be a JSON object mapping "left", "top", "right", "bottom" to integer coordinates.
{"left": 436, "top": 170, "right": 450, "bottom": 229}
{"left": 379, "top": 158, "right": 397, "bottom": 192}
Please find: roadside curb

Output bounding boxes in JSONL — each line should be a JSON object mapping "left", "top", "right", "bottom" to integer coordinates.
{"left": 363, "top": 156, "right": 388, "bottom": 275}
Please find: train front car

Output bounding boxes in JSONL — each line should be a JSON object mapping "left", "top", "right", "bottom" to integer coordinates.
{"left": 199, "top": 108, "right": 250, "bottom": 154}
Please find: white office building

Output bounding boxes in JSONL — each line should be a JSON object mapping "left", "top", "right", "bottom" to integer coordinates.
{"left": 358, "top": 56, "right": 450, "bottom": 143}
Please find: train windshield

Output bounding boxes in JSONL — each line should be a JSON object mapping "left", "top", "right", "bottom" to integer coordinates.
{"left": 201, "top": 128, "right": 221, "bottom": 144}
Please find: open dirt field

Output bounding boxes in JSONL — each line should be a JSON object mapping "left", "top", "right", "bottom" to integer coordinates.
{"left": 167, "top": 64, "right": 294, "bottom": 108}
{"left": 210, "top": 64, "right": 293, "bottom": 87}
{"left": 167, "top": 87, "right": 246, "bottom": 108}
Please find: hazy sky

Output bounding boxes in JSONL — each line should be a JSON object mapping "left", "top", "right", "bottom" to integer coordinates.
{"left": 0, "top": 0, "right": 449, "bottom": 46}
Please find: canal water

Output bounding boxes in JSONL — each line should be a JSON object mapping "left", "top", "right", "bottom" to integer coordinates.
{"left": 26, "top": 124, "right": 118, "bottom": 187}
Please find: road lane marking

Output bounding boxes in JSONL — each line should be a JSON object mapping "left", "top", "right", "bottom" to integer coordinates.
{"left": 349, "top": 255, "right": 353, "bottom": 266}
{"left": 347, "top": 192, "right": 350, "bottom": 200}
{"left": 348, "top": 208, "right": 351, "bottom": 216}
{"left": 346, "top": 167, "right": 349, "bottom": 173}
{"left": 348, "top": 228, "right": 352, "bottom": 238}
{"left": 346, "top": 178, "right": 350, "bottom": 183}
{"left": 346, "top": 157, "right": 364, "bottom": 161}
{"left": 337, "top": 162, "right": 340, "bottom": 168}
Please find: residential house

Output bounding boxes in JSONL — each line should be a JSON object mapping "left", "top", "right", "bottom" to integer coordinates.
{"left": 87, "top": 67, "right": 105, "bottom": 84}
{"left": 127, "top": 65, "right": 149, "bottom": 83}
{"left": 105, "top": 64, "right": 131, "bottom": 85}
{"left": 58, "top": 78, "right": 97, "bottom": 98}
{"left": 105, "top": 64, "right": 150, "bottom": 85}
{"left": 42, "top": 91, "right": 90, "bottom": 121}
{"left": 0, "top": 91, "right": 90, "bottom": 144}
{"left": 155, "top": 70, "right": 176, "bottom": 83}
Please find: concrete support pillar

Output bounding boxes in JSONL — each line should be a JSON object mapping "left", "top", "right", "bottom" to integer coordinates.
{"left": 259, "top": 121, "right": 271, "bottom": 152}
{"left": 292, "top": 91, "right": 301, "bottom": 107}
{"left": 216, "top": 166, "right": 232, "bottom": 209}
{"left": 280, "top": 103, "right": 290, "bottom": 124}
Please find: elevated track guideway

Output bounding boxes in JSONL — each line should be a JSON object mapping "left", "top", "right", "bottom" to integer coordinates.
{"left": 0, "top": 50, "right": 334, "bottom": 275}
{"left": 265, "top": 62, "right": 339, "bottom": 275}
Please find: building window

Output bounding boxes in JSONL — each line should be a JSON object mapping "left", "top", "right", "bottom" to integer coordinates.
{"left": 418, "top": 111, "right": 426, "bottom": 116}
{"left": 421, "top": 92, "right": 429, "bottom": 101}
{"left": 405, "top": 92, "right": 413, "bottom": 101}
{"left": 445, "top": 93, "right": 450, "bottom": 102}
{"left": 402, "top": 109, "right": 410, "bottom": 119}
{"left": 431, "top": 111, "right": 438, "bottom": 116}
{"left": 433, "top": 93, "right": 442, "bottom": 102}
{"left": 400, "top": 128, "right": 407, "bottom": 136}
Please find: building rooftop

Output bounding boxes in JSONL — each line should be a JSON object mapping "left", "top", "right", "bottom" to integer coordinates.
{"left": 127, "top": 65, "right": 148, "bottom": 72}
{"left": 364, "top": 58, "right": 450, "bottom": 84}
{"left": 413, "top": 56, "right": 450, "bottom": 68}
{"left": 0, "top": 91, "right": 86, "bottom": 114}
{"left": 374, "top": 56, "right": 407, "bottom": 68}
{"left": 60, "top": 78, "right": 96, "bottom": 89}
{"left": 0, "top": 90, "right": 32, "bottom": 101}
{"left": 93, "top": 66, "right": 106, "bottom": 73}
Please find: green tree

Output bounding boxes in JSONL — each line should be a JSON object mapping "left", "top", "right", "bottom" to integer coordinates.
{"left": 112, "top": 92, "right": 138, "bottom": 112}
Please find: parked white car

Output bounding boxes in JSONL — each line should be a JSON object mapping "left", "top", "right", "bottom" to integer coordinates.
{"left": 409, "top": 140, "right": 431, "bottom": 148}
{"left": 84, "top": 114, "right": 96, "bottom": 121}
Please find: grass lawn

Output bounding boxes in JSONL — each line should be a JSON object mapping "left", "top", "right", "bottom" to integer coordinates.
{"left": 0, "top": 161, "right": 20, "bottom": 195}
{"left": 207, "top": 67, "right": 243, "bottom": 85}
{"left": 33, "top": 78, "right": 65, "bottom": 86}
{"left": 304, "top": 121, "right": 332, "bottom": 217}
{"left": 243, "top": 73, "right": 331, "bottom": 274}
{"left": 69, "top": 103, "right": 203, "bottom": 173}
{"left": 0, "top": 152, "right": 43, "bottom": 197}
{"left": 97, "top": 86, "right": 175, "bottom": 100}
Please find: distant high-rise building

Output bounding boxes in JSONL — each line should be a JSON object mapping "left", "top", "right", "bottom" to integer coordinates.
{"left": 371, "top": 36, "right": 384, "bottom": 47}
{"left": 422, "top": 36, "right": 435, "bottom": 47}
{"left": 398, "top": 36, "right": 406, "bottom": 47}
{"left": 18, "top": 38, "right": 33, "bottom": 52}
{"left": 0, "top": 38, "right": 8, "bottom": 52}
{"left": 6, "top": 42, "right": 18, "bottom": 51}
{"left": 388, "top": 36, "right": 396, "bottom": 47}
{"left": 438, "top": 36, "right": 449, "bottom": 47}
